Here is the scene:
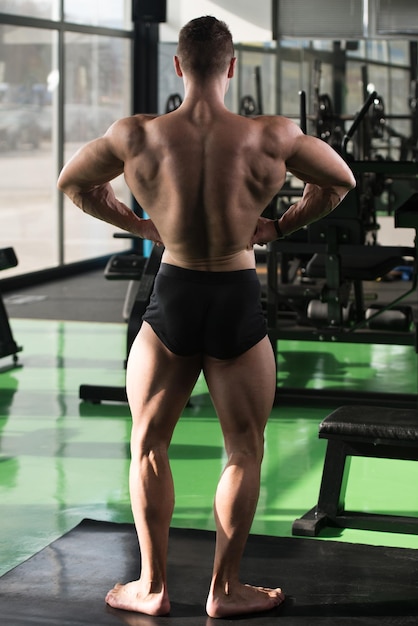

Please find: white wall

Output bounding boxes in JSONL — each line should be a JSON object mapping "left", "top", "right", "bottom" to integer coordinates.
{"left": 160, "top": 0, "right": 272, "bottom": 43}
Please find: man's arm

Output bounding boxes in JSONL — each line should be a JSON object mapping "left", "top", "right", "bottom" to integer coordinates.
{"left": 281, "top": 132, "right": 356, "bottom": 233}
{"left": 251, "top": 127, "right": 356, "bottom": 246}
{"left": 57, "top": 123, "right": 162, "bottom": 244}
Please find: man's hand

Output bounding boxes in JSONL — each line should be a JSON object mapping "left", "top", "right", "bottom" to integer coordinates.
{"left": 248, "top": 217, "right": 281, "bottom": 248}
{"left": 140, "top": 219, "right": 163, "bottom": 246}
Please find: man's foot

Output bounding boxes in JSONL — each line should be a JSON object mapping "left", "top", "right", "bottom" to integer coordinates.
{"left": 105, "top": 580, "right": 170, "bottom": 616}
{"left": 206, "top": 582, "right": 285, "bottom": 619}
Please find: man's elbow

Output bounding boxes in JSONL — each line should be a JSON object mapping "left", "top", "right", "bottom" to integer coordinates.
{"left": 334, "top": 170, "right": 356, "bottom": 202}
{"left": 57, "top": 175, "right": 82, "bottom": 207}
{"left": 342, "top": 166, "right": 356, "bottom": 192}
{"left": 57, "top": 170, "right": 71, "bottom": 196}
{"left": 347, "top": 171, "right": 356, "bottom": 191}
{"left": 57, "top": 172, "right": 86, "bottom": 201}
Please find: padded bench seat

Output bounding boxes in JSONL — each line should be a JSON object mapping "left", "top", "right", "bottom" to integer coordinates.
{"left": 292, "top": 405, "right": 418, "bottom": 536}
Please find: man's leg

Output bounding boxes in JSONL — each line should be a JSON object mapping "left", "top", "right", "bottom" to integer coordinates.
{"left": 105, "top": 322, "right": 202, "bottom": 615}
{"left": 203, "top": 336, "right": 285, "bottom": 618}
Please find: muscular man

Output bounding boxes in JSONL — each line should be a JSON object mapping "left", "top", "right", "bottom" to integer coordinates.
{"left": 58, "top": 16, "right": 355, "bottom": 619}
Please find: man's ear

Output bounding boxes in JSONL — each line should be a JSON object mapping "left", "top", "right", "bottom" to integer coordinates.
{"left": 173, "top": 55, "right": 183, "bottom": 77}
{"left": 227, "top": 57, "right": 236, "bottom": 79}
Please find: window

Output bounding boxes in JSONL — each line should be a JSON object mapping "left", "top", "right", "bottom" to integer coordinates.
{"left": 63, "top": 32, "right": 131, "bottom": 264}
{"left": 0, "top": 25, "right": 58, "bottom": 275}
{"left": 0, "top": 0, "right": 59, "bottom": 20}
{"left": 238, "top": 47, "right": 277, "bottom": 115}
{"left": 64, "top": 0, "right": 131, "bottom": 30}
{"left": 0, "top": 5, "right": 132, "bottom": 277}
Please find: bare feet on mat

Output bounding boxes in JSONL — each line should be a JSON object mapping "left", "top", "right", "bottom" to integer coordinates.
{"left": 105, "top": 580, "right": 170, "bottom": 616}
{"left": 206, "top": 582, "right": 285, "bottom": 618}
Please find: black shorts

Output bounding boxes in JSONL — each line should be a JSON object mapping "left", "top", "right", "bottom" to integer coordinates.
{"left": 142, "top": 263, "right": 267, "bottom": 359}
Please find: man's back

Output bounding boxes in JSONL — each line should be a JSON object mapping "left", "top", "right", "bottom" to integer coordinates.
{"left": 113, "top": 105, "right": 289, "bottom": 270}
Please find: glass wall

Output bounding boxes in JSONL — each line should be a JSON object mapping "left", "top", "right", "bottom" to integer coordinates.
{"left": 0, "top": 0, "right": 59, "bottom": 20}
{"left": 64, "top": 0, "right": 131, "bottom": 29}
{"left": 0, "top": 24, "right": 59, "bottom": 275}
{"left": 0, "top": 4, "right": 132, "bottom": 277}
{"left": 238, "top": 45, "right": 277, "bottom": 115}
{"left": 63, "top": 32, "right": 131, "bottom": 264}
{"left": 158, "top": 42, "right": 183, "bottom": 113}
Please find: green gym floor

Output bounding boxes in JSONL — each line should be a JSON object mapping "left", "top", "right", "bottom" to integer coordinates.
{"left": 1, "top": 308, "right": 418, "bottom": 578}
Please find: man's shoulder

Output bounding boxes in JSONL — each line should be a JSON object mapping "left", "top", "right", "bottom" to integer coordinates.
{"left": 112, "top": 113, "right": 159, "bottom": 130}
{"left": 106, "top": 114, "right": 160, "bottom": 151}
{"left": 108, "top": 113, "right": 157, "bottom": 131}
{"left": 248, "top": 115, "right": 303, "bottom": 156}
{"left": 252, "top": 113, "right": 300, "bottom": 132}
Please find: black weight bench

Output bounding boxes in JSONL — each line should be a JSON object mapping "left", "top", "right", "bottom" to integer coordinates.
{"left": 292, "top": 405, "right": 418, "bottom": 536}
{"left": 0, "top": 247, "right": 22, "bottom": 364}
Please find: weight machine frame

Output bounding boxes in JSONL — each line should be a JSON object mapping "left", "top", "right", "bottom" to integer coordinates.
{"left": 266, "top": 91, "right": 418, "bottom": 407}
{"left": 269, "top": 133, "right": 418, "bottom": 407}
{"left": 79, "top": 244, "right": 163, "bottom": 404}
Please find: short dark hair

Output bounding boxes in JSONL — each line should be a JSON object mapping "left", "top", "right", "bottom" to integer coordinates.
{"left": 177, "top": 16, "right": 234, "bottom": 78}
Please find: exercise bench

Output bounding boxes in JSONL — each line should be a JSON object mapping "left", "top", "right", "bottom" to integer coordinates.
{"left": 0, "top": 247, "right": 22, "bottom": 365}
{"left": 292, "top": 404, "right": 418, "bottom": 536}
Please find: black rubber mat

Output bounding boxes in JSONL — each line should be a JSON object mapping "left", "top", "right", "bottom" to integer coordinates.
{"left": 0, "top": 519, "right": 417, "bottom": 625}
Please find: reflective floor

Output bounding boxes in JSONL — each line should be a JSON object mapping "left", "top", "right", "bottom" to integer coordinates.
{"left": 1, "top": 317, "right": 418, "bottom": 577}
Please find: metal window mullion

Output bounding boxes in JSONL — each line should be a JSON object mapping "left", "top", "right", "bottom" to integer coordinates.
{"left": 57, "top": 22, "right": 65, "bottom": 266}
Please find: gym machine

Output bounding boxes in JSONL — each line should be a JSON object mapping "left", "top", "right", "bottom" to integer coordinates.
{"left": 79, "top": 243, "right": 163, "bottom": 403}
{"left": 266, "top": 85, "right": 418, "bottom": 405}
{"left": 0, "top": 248, "right": 22, "bottom": 365}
